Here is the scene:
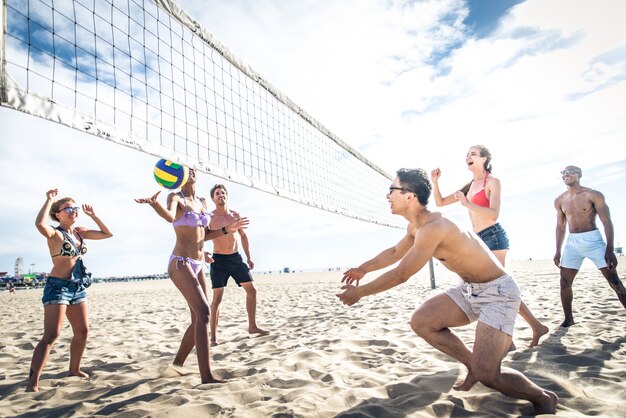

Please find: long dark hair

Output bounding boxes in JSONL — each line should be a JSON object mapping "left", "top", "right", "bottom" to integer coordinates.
{"left": 460, "top": 145, "right": 492, "bottom": 196}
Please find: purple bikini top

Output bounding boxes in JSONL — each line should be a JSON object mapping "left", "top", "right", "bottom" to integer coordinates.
{"left": 172, "top": 210, "right": 210, "bottom": 228}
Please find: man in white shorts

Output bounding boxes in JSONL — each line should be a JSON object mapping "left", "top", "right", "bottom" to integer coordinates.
{"left": 554, "top": 165, "right": 626, "bottom": 327}
{"left": 338, "top": 168, "right": 557, "bottom": 415}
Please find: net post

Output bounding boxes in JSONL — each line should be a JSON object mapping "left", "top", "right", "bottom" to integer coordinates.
{"left": 429, "top": 258, "right": 436, "bottom": 289}
{"left": 0, "top": 0, "right": 6, "bottom": 105}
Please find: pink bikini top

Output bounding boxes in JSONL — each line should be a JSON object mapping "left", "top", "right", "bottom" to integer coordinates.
{"left": 172, "top": 210, "right": 210, "bottom": 228}
{"left": 469, "top": 174, "right": 490, "bottom": 208}
{"left": 172, "top": 192, "right": 211, "bottom": 228}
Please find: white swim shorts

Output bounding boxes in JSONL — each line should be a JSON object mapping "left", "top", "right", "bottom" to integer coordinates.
{"left": 561, "top": 229, "right": 607, "bottom": 270}
{"left": 444, "top": 274, "right": 521, "bottom": 336}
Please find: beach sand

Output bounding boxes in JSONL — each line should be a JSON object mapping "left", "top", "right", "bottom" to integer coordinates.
{"left": 1, "top": 259, "right": 625, "bottom": 417}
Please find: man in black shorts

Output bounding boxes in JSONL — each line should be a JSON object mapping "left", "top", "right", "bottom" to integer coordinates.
{"left": 207, "top": 184, "right": 269, "bottom": 346}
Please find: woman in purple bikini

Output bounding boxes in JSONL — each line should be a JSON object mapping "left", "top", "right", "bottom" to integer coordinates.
{"left": 135, "top": 168, "right": 246, "bottom": 384}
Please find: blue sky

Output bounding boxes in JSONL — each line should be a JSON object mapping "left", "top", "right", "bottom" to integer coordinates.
{"left": 1, "top": 0, "right": 626, "bottom": 277}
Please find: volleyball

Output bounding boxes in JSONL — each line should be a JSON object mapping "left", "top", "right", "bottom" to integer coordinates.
{"left": 153, "top": 159, "right": 189, "bottom": 189}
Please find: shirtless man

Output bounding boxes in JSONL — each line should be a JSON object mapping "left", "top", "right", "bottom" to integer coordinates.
{"left": 337, "top": 168, "right": 557, "bottom": 415}
{"left": 554, "top": 165, "right": 626, "bottom": 327}
{"left": 208, "top": 184, "right": 269, "bottom": 346}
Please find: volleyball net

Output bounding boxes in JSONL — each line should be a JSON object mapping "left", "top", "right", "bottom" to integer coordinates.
{"left": 0, "top": 0, "right": 402, "bottom": 227}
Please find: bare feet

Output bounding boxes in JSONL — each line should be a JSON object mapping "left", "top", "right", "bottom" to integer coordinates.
{"left": 169, "top": 364, "right": 189, "bottom": 376}
{"left": 210, "top": 340, "right": 219, "bottom": 347}
{"left": 529, "top": 323, "right": 550, "bottom": 347}
{"left": 201, "top": 375, "right": 225, "bottom": 384}
{"left": 68, "top": 370, "right": 90, "bottom": 379}
{"left": 25, "top": 384, "right": 39, "bottom": 393}
{"left": 249, "top": 327, "right": 270, "bottom": 336}
{"left": 533, "top": 390, "right": 558, "bottom": 414}
{"left": 453, "top": 369, "right": 478, "bottom": 391}
{"left": 26, "top": 370, "right": 89, "bottom": 392}
{"left": 560, "top": 318, "right": 575, "bottom": 327}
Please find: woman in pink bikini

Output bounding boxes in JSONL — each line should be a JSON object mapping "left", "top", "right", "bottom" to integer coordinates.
{"left": 135, "top": 168, "right": 247, "bottom": 383}
{"left": 431, "top": 145, "right": 548, "bottom": 348}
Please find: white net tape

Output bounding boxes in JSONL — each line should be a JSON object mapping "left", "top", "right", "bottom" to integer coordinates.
{"left": 1, "top": 0, "right": 402, "bottom": 227}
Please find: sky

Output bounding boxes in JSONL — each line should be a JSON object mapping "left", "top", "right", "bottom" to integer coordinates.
{"left": 1, "top": 0, "right": 625, "bottom": 278}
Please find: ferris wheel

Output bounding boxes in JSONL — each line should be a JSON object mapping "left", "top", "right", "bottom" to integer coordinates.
{"left": 15, "top": 257, "right": 24, "bottom": 276}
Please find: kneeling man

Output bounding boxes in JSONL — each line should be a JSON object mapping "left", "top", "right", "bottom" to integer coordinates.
{"left": 337, "top": 168, "right": 557, "bottom": 415}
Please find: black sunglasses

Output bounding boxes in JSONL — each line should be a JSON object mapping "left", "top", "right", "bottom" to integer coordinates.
{"left": 389, "top": 186, "right": 414, "bottom": 194}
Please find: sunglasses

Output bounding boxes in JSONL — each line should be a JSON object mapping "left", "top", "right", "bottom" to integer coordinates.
{"left": 59, "top": 207, "right": 80, "bottom": 214}
{"left": 560, "top": 169, "right": 580, "bottom": 175}
{"left": 389, "top": 186, "right": 413, "bottom": 194}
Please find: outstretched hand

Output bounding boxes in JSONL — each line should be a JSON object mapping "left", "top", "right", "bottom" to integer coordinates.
{"left": 336, "top": 284, "right": 360, "bottom": 306}
{"left": 430, "top": 168, "right": 441, "bottom": 181}
{"left": 342, "top": 267, "right": 365, "bottom": 286}
{"left": 225, "top": 216, "right": 249, "bottom": 233}
{"left": 82, "top": 204, "right": 96, "bottom": 218}
{"left": 134, "top": 191, "right": 161, "bottom": 205}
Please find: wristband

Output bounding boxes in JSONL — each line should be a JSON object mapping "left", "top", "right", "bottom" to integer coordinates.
{"left": 221, "top": 226, "right": 228, "bottom": 235}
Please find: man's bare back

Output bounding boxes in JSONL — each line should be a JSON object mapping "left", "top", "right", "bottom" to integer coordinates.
{"left": 417, "top": 212, "right": 506, "bottom": 284}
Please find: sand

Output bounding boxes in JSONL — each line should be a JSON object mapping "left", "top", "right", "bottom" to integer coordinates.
{"left": 1, "top": 259, "right": 625, "bottom": 417}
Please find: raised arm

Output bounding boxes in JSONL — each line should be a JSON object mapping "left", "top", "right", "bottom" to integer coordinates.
{"left": 342, "top": 225, "right": 415, "bottom": 285}
{"left": 430, "top": 168, "right": 457, "bottom": 207}
{"left": 593, "top": 191, "right": 617, "bottom": 269}
{"left": 77, "top": 204, "right": 113, "bottom": 240}
{"left": 553, "top": 196, "right": 567, "bottom": 267}
{"left": 35, "top": 189, "right": 59, "bottom": 239}
{"left": 134, "top": 191, "right": 178, "bottom": 222}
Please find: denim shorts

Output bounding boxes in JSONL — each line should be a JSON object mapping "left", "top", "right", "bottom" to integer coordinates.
{"left": 42, "top": 276, "right": 87, "bottom": 306}
{"left": 477, "top": 223, "right": 509, "bottom": 251}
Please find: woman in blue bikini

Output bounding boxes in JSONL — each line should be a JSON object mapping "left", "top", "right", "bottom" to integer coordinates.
{"left": 27, "top": 189, "right": 113, "bottom": 392}
{"left": 135, "top": 168, "right": 247, "bottom": 384}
